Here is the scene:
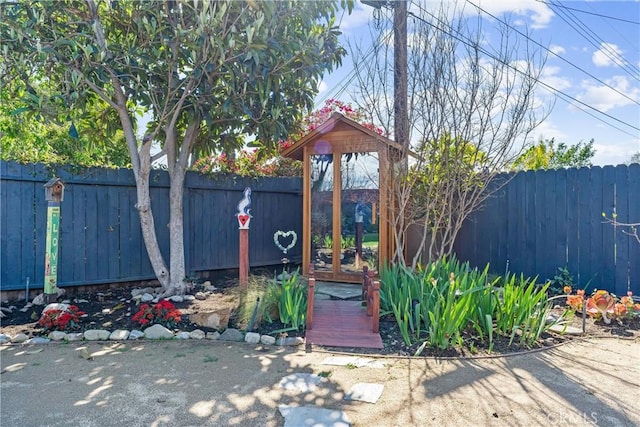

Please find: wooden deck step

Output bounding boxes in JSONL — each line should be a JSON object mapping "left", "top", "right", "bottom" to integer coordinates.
{"left": 306, "top": 300, "right": 383, "bottom": 349}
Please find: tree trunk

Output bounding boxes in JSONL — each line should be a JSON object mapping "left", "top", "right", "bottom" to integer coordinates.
{"left": 161, "top": 166, "right": 187, "bottom": 296}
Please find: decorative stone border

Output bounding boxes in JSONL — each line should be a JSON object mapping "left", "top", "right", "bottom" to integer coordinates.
{"left": 0, "top": 326, "right": 304, "bottom": 347}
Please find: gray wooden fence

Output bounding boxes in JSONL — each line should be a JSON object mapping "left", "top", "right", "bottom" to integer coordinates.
{"left": 454, "top": 164, "right": 640, "bottom": 296}
{"left": 1, "top": 161, "right": 302, "bottom": 292}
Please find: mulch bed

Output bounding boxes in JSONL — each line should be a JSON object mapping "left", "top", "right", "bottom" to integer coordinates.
{"left": 1, "top": 280, "right": 639, "bottom": 358}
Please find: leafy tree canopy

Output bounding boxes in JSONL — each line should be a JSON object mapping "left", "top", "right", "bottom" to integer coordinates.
{"left": 1, "top": 79, "right": 131, "bottom": 167}
{"left": 512, "top": 138, "right": 595, "bottom": 170}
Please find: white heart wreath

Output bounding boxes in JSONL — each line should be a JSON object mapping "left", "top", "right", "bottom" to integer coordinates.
{"left": 273, "top": 230, "right": 297, "bottom": 254}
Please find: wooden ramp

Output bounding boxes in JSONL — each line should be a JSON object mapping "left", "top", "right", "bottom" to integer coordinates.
{"left": 305, "top": 267, "right": 383, "bottom": 349}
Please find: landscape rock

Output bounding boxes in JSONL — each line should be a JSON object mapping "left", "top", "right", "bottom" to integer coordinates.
{"left": 206, "top": 331, "right": 220, "bottom": 340}
{"left": 42, "top": 303, "right": 69, "bottom": 315}
{"left": 24, "top": 337, "right": 51, "bottom": 344}
{"left": 65, "top": 333, "right": 84, "bottom": 342}
{"left": 260, "top": 335, "right": 276, "bottom": 345}
{"left": 344, "top": 383, "right": 384, "bottom": 403}
{"left": 144, "top": 324, "right": 174, "bottom": 340}
{"left": 189, "top": 329, "right": 206, "bottom": 340}
{"left": 131, "top": 289, "right": 144, "bottom": 297}
{"left": 189, "top": 309, "right": 230, "bottom": 330}
{"left": 276, "top": 336, "right": 304, "bottom": 346}
{"left": 84, "top": 329, "right": 111, "bottom": 341}
{"left": 0, "top": 334, "right": 10, "bottom": 344}
{"left": 140, "top": 293, "right": 154, "bottom": 303}
{"left": 244, "top": 332, "right": 260, "bottom": 344}
{"left": 168, "top": 295, "right": 183, "bottom": 303}
{"left": 109, "top": 330, "right": 130, "bottom": 341}
{"left": 11, "top": 333, "right": 29, "bottom": 343}
{"left": 176, "top": 331, "right": 190, "bottom": 340}
{"left": 183, "top": 295, "right": 196, "bottom": 301}
{"left": 219, "top": 328, "right": 244, "bottom": 342}
{"left": 48, "top": 331, "right": 67, "bottom": 341}
{"left": 194, "top": 292, "right": 207, "bottom": 300}
{"left": 128, "top": 330, "right": 145, "bottom": 340}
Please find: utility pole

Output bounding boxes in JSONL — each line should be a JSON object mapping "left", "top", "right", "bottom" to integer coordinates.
{"left": 362, "top": 0, "right": 409, "bottom": 152}
{"left": 393, "top": 0, "right": 408, "bottom": 152}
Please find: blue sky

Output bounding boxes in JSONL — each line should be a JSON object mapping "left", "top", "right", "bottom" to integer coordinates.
{"left": 315, "top": 0, "right": 640, "bottom": 166}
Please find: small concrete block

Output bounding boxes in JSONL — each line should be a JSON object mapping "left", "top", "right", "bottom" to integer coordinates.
{"left": 278, "top": 405, "right": 351, "bottom": 427}
{"left": 345, "top": 383, "right": 384, "bottom": 403}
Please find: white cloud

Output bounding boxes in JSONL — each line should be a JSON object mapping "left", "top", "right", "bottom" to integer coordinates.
{"left": 592, "top": 139, "right": 639, "bottom": 166}
{"left": 462, "top": 0, "right": 554, "bottom": 29}
{"left": 577, "top": 76, "right": 640, "bottom": 112}
{"left": 549, "top": 44, "right": 565, "bottom": 55}
{"left": 339, "top": 2, "right": 375, "bottom": 33}
{"left": 540, "top": 65, "right": 572, "bottom": 91}
{"left": 317, "top": 80, "right": 328, "bottom": 95}
{"left": 592, "top": 42, "right": 624, "bottom": 67}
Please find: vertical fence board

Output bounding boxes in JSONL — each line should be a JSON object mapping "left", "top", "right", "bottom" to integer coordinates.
{"left": 601, "top": 167, "right": 617, "bottom": 291}
{"left": 577, "top": 167, "right": 593, "bottom": 287}
{"left": 613, "top": 165, "right": 630, "bottom": 295}
{"left": 627, "top": 164, "right": 640, "bottom": 292}
{"left": 566, "top": 167, "right": 580, "bottom": 281}
{"left": 588, "top": 167, "right": 604, "bottom": 290}
{"left": 523, "top": 171, "right": 537, "bottom": 276}
{"left": 542, "top": 170, "right": 558, "bottom": 280}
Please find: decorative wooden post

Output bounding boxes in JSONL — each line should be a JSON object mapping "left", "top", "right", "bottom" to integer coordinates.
{"left": 43, "top": 178, "right": 65, "bottom": 304}
{"left": 355, "top": 201, "right": 364, "bottom": 268}
{"left": 372, "top": 280, "right": 380, "bottom": 333}
{"left": 306, "top": 263, "right": 315, "bottom": 329}
{"left": 237, "top": 187, "right": 252, "bottom": 290}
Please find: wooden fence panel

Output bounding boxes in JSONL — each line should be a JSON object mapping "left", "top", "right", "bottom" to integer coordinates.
{"left": 1, "top": 161, "right": 302, "bottom": 292}
{"left": 454, "top": 165, "right": 640, "bottom": 295}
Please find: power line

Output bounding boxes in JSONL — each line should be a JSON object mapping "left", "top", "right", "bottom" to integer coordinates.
{"left": 466, "top": 0, "right": 639, "bottom": 106}
{"left": 535, "top": 0, "right": 640, "bottom": 25}
{"left": 408, "top": 5, "right": 640, "bottom": 135}
{"left": 544, "top": 0, "right": 640, "bottom": 81}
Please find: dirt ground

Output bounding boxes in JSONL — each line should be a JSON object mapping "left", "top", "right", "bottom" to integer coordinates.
{"left": 1, "top": 336, "right": 638, "bottom": 426}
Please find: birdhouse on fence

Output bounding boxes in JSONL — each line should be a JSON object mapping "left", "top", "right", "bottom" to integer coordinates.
{"left": 44, "top": 178, "right": 65, "bottom": 202}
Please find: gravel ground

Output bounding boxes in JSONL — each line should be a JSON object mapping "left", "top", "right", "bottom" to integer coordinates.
{"left": 1, "top": 336, "right": 639, "bottom": 426}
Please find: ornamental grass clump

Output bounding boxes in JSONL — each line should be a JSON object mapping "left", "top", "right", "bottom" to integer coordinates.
{"left": 132, "top": 300, "right": 182, "bottom": 329}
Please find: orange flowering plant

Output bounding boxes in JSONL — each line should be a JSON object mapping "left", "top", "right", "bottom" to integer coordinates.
{"left": 564, "top": 287, "right": 640, "bottom": 324}
{"left": 132, "top": 300, "right": 182, "bottom": 329}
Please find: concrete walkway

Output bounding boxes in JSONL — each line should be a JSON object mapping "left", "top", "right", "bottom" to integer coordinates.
{"left": 1, "top": 337, "right": 639, "bottom": 426}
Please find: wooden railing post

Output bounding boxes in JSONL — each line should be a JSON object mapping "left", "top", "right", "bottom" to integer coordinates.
{"left": 306, "top": 263, "right": 315, "bottom": 330}
{"left": 372, "top": 280, "right": 380, "bottom": 333}
{"left": 366, "top": 269, "right": 374, "bottom": 316}
{"left": 362, "top": 265, "right": 369, "bottom": 304}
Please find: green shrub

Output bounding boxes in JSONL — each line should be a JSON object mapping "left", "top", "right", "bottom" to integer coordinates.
{"left": 235, "top": 276, "right": 281, "bottom": 330}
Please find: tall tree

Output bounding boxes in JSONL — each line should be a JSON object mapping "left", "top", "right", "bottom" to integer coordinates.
{"left": 512, "top": 138, "right": 595, "bottom": 170}
{"left": 352, "top": 2, "right": 549, "bottom": 266}
{"left": 1, "top": 0, "right": 352, "bottom": 295}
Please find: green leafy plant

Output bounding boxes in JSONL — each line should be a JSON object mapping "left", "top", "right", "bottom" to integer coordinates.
{"left": 495, "top": 274, "right": 552, "bottom": 346}
{"left": 276, "top": 269, "right": 308, "bottom": 330}
{"left": 548, "top": 267, "right": 574, "bottom": 296}
{"left": 132, "top": 300, "right": 182, "bottom": 329}
{"left": 37, "top": 305, "right": 85, "bottom": 332}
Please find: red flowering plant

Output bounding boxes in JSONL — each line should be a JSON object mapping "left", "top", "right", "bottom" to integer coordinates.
{"left": 37, "top": 305, "right": 85, "bottom": 332}
{"left": 132, "top": 300, "right": 183, "bottom": 329}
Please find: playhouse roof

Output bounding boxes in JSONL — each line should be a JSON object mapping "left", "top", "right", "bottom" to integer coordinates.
{"left": 281, "top": 112, "right": 404, "bottom": 161}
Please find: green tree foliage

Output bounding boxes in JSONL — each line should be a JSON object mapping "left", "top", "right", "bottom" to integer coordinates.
{"left": 512, "top": 138, "right": 595, "bottom": 170}
{"left": 1, "top": 0, "right": 352, "bottom": 295}
{"left": 1, "top": 80, "right": 130, "bottom": 167}
{"left": 629, "top": 152, "right": 640, "bottom": 165}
